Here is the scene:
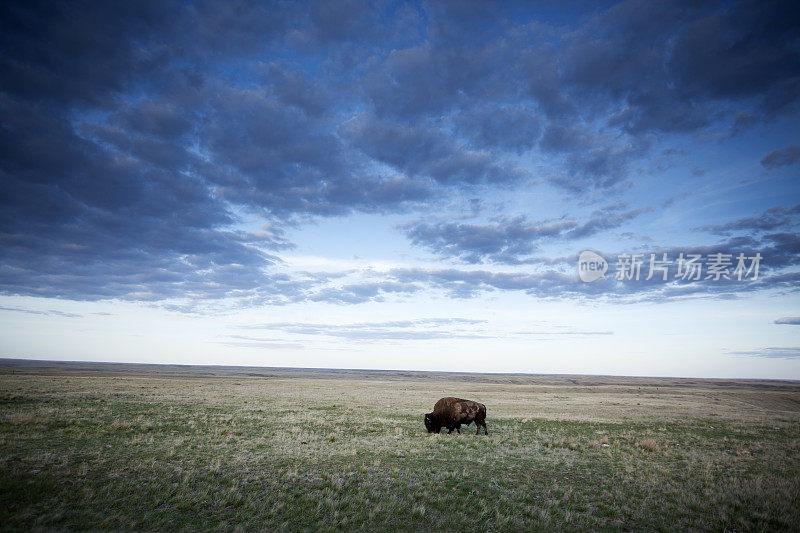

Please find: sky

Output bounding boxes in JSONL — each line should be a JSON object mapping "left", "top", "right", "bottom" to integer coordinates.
{"left": 1, "top": 0, "right": 799, "bottom": 378}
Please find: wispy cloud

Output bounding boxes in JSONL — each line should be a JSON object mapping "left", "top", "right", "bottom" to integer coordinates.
{"left": 215, "top": 337, "right": 304, "bottom": 350}
{"left": 515, "top": 330, "right": 614, "bottom": 336}
{"left": 401, "top": 204, "right": 649, "bottom": 264}
{"left": 239, "top": 318, "right": 489, "bottom": 341}
{"left": 696, "top": 204, "right": 800, "bottom": 236}
{"left": 0, "top": 306, "right": 81, "bottom": 318}
{"left": 729, "top": 347, "right": 800, "bottom": 359}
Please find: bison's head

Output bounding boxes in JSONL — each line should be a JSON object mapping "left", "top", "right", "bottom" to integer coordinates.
{"left": 424, "top": 413, "right": 434, "bottom": 433}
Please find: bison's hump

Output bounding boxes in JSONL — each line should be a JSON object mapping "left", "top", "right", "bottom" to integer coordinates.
{"left": 432, "top": 397, "right": 485, "bottom": 420}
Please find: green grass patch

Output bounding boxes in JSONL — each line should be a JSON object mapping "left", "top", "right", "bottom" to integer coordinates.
{"left": 1, "top": 372, "right": 798, "bottom": 531}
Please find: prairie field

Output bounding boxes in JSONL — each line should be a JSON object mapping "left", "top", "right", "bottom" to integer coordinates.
{"left": 1, "top": 360, "right": 799, "bottom": 531}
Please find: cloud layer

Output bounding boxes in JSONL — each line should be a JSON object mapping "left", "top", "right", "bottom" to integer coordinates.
{"left": 1, "top": 0, "right": 798, "bottom": 305}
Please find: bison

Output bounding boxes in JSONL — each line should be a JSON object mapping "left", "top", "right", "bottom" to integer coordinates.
{"left": 424, "top": 397, "right": 488, "bottom": 435}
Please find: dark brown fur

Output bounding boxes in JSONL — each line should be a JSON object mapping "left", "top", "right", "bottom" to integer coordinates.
{"left": 424, "top": 397, "right": 488, "bottom": 435}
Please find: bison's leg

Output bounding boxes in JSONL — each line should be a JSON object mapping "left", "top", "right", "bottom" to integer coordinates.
{"left": 456, "top": 424, "right": 461, "bottom": 434}
{"left": 483, "top": 421, "right": 488, "bottom": 435}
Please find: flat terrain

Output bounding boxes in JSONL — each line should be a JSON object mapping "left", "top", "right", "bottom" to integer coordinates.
{"left": 1, "top": 360, "right": 798, "bottom": 531}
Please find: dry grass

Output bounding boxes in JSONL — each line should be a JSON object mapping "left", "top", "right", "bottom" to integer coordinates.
{"left": 0, "top": 365, "right": 799, "bottom": 531}
{"left": 636, "top": 438, "right": 658, "bottom": 452}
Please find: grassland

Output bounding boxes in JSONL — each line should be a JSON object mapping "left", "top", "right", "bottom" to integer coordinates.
{"left": 1, "top": 360, "right": 799, "bottom": 531}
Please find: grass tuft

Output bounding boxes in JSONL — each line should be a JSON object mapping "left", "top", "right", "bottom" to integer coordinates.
{"left": 637, "top": 438, "right": 658, "bottom": 452}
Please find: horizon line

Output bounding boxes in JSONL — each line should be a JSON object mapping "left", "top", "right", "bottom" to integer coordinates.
{"left": 1, "top": 357, "right": 798, "bottom": 383}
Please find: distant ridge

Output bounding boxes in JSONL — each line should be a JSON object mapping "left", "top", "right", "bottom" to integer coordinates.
{"left": 1, "top": 358, "right": 797, "bottom": 387}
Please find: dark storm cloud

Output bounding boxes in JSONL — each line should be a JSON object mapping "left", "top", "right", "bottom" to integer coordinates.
{"left": 453, "top": 105, "right": 542, "bottom": 154}
{"left": 200, "top": 89, "right": 356, "bottom": 215}
{"left": 562, "top": 0, "right": 800, "bottom": 131}
{"left": 667, "top": 1, "right": 800, "bottom": 111}
{"left": 1, "top": 0, "right": 798, "bottom": 304}
{"left": 0, "top": 1, "right": 178, "bottom": 106}
{"left": 266, "top": 63, "right": 334, "bottom": 118}
{"left": 340, "top": 114, "right": 530, "bottom": 186}
{"left": 538, "top": 124, "right": 651, "bottom": 191}
{"left": 0, "top": 95, "right": 295, "bottom": 302}
{"left": 0, "top": 1, "right": 431, "bottom": 302}
{"left": 761, "top": 146, "right": 800, "bottom": 169}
